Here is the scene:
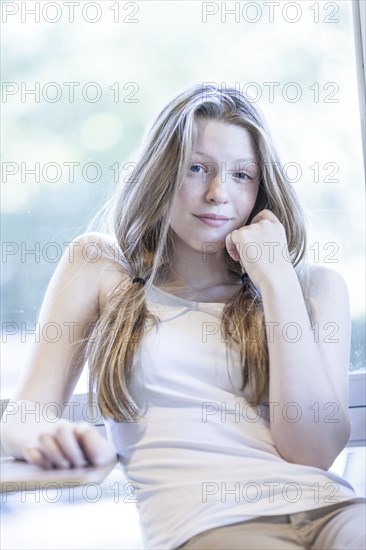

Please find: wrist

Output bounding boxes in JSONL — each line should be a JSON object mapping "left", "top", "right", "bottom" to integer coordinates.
{"left": 257, "top": 265, "right": 298, "bottom": 293}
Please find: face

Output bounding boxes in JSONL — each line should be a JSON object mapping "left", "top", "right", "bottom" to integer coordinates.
{"left": 169, "top": 118, "right": 260, "bottom": 254}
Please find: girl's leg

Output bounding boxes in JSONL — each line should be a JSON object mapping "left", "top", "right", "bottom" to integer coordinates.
{"left": 177, "top": 498, "right": 366, "bottom": 550}
{"left": 177, "top": 516, "right": 305, "bottom": 550}
{"left": 306, "top": 498, "right": 366, "bottom": 550}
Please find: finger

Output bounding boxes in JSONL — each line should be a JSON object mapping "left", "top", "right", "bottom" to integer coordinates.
{"left": 74, "top": 424, "right": 117, "bottom": 466}
{"left": 38, "top": 433, "right": 72, "bottom": 468}
{"left": 22, "top": 446, "right": 54, "bottom": 469}
{"left": 250, "top": 209, "right": 278, "bottom": 224}
{"left": 225, "top": 232, "right": 240, "bottom": 262}
{"left": 53, "top": 425, "right": 90, "bottom": 468}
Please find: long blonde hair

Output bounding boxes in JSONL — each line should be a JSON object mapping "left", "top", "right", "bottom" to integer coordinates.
{"left": 83, "top": 82, "right": 313, "bottom": 422}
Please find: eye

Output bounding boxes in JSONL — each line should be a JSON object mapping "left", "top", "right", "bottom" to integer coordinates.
{"left": 234, "top": 172, "right": 252, "bottom": 181}
{"left": 190, "top": 164, "right": 205, "bottom": 174}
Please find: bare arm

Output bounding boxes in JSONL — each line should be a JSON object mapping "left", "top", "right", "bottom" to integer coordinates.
{"left": 1, "top": 232, "right": 119, "bottom": 468}
{"left": 262, "top": 264, "right": 351, "bottom": 470}
{"left": 227, "top": 209, "right": 351, "bottom": 470}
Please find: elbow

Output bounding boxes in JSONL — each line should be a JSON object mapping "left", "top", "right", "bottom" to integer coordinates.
{"left": 274, "top": 424, "right": 351, "bottom": 471}
{"left": 276, "top": 446, "right": 335, "bottom": 471}
{"left": 282, "top": 452, "right": 338, "bottom": 472}
{"left": 322, "top": 414, "right": 353, "bottom": 467}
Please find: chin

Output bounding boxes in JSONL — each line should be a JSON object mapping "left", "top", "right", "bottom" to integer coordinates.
{"left": 196, "top": 237, "right": 227, "bottom": 253}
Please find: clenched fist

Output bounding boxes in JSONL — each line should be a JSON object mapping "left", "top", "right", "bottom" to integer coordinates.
{"left": 225, "top": 209, "right": 293, "bottom": 288}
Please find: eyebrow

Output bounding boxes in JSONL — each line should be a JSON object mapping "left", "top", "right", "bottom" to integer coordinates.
{"left": 194, "top": 151, "right": 257, "bottom": 162}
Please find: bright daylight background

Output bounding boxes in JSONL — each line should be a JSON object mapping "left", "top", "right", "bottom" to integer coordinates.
{"left": 1, "top": 0, "right": 365, "bottom": 400}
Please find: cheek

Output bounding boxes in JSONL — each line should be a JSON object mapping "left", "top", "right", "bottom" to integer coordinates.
{"left": 169, "top": 190, "right": 192, "bottom": 227}
{"left": 237, "top": 185, "right": 258, "bottom": 206}
{"left": 235, "top": 187, "right": 259, "bottom": 219}
{"left": 173, "top": 185, "right": 198, "bottom": 210}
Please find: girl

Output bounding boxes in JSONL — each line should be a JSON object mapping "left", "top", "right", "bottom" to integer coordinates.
{"left": 1, "top": 83, "right": 365, "bottom": 549}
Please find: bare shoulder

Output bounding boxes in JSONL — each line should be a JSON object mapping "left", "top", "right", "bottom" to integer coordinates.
{"left": 308, "top": 263, "right": 349, "bottom": 298}
{"left": 71, "top": 231, "right": 123, "bottom": 264}
{"left": 306, "top": 263, "right": 350, "bottom": 319}
{"left": 72, "top": 231, "right": 130, "bottom": 314}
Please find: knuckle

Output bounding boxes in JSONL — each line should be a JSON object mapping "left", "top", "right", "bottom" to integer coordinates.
{"left": 80, "top": 425, "right": 96, "bottom": 436}
{"left": 22, "top": 445, "right": 36, "bottom": 461}
{"left": 75, "top": 421, "right": 94, "bottom": 431}
{"left": 54, "top": 424, "right": 70, "bottom": 438}
{"left": 38, "top": 432, "right": 52, "bottom": 444}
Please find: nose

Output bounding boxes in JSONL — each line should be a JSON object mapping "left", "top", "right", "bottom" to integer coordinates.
{"left": 204, "top": 172, "right": 229, "bottom": 204}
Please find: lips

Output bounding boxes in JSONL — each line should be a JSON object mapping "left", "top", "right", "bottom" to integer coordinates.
{"left": 194, "top": 214, "right": 230, "bottom": 220}
{"left": 194, "top": 214, "right": 231, "bottom": 227}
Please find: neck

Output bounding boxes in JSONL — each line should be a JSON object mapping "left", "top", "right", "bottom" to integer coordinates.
{"left": 158, "top": 236, "right": 239, "bottom": 291}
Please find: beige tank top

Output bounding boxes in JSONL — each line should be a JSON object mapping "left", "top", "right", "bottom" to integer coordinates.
{"left": 104, "top": 283, "right": 357, "bottom": 550}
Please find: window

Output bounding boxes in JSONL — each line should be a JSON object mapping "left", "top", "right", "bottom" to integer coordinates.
{"left": 1, "top": 1, "right": 365, "bottom": 406}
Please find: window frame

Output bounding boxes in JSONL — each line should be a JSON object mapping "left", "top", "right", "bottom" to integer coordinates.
{"left": 1, "top": 0, "right": 365, "bottom": 442}
{"left": 349, "top": 0, "right": 366, "bottom": 425}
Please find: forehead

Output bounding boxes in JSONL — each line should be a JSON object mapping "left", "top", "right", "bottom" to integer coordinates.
{"left": 193, "top": 119, "right": 257, "bottom": 161}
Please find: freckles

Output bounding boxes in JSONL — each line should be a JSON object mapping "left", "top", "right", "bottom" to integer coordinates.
{"left": 236, "top": 192, "right": 257, "bottom": 214}
{"left": 172, "top": 185, "right": 189, "bottom": 206}
{"left": 180, "top": 186, "right": 199, "bottom": 202}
